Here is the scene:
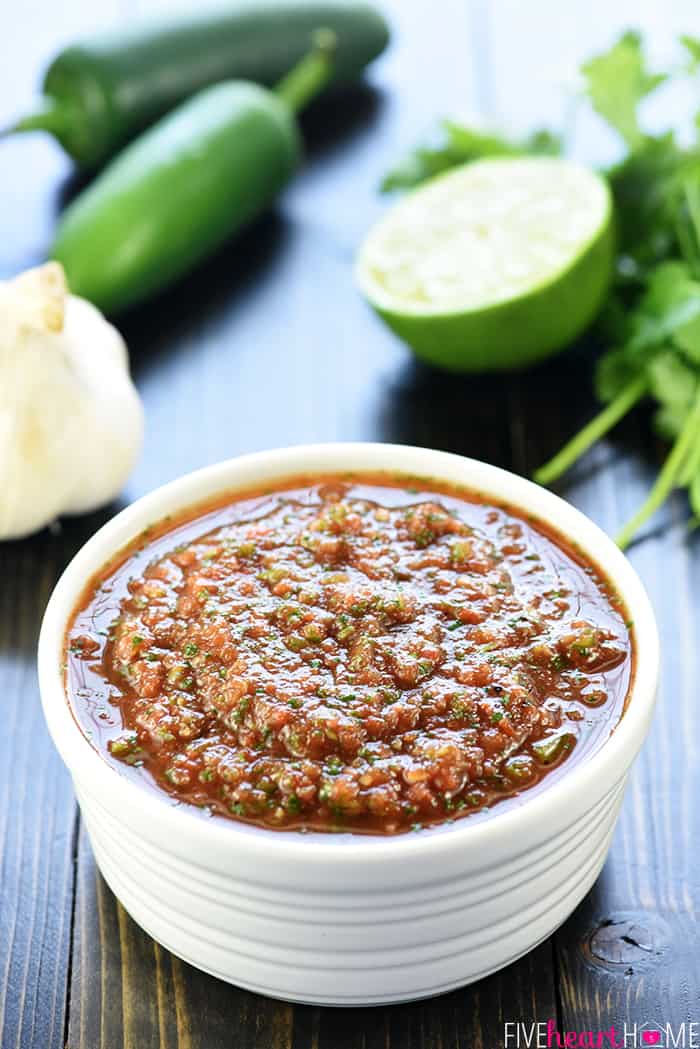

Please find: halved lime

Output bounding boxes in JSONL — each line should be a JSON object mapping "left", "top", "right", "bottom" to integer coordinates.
{"left": 356, "top": 156, "right": 614, "bottom": 372}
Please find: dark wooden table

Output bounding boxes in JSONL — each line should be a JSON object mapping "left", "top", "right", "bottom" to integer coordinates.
{"left": 2, "top": 2, "right": 700, "bottom": 1046}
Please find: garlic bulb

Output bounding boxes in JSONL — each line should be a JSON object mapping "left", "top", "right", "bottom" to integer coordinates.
{"left": 0, "top": 263, "right": 143, "bottom": 540}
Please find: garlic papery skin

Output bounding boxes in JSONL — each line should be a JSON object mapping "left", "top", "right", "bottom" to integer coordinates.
{"left": 0, "top": 263, "right": 143, "bottom": 540}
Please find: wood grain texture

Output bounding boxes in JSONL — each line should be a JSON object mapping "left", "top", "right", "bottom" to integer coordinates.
{"left": 1, "top": 0, "right": 699, "bottom": 1046}
{"left": 481, "top": 0, "right": 700, "bottom": 1033}
{"left": 68, "top": 841, "right": 557, "bottom": 1049}
{"left": 0, "top": 539, "right": 76, "bottom": 1049}
{"left": 0, "top": 3, "right": 128, "bottom": 1047}
{"left": 506, "top": 358, "right": 700, "bottom": 1031}
{"left": 0, "top": 509, "right": 123, "bottom": 1049}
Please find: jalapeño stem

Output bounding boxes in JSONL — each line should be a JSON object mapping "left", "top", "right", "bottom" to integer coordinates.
{"left": 274, "top": 29, "right": 337, "bottom": 114}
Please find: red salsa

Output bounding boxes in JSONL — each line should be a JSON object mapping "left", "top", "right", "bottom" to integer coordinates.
{"left": 66, "top": 474, "right": 633, "bottom": 835}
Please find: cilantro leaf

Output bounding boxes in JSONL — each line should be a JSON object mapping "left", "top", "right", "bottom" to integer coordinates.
{"left": 580, "top": 31, "right": 666, "bottom": 149}
{"left": 628, "top": 261, "right": 700, "bottom": 355}
{"left": 591, "top": 262, "right": 700, "bottom": 403}
{"left": 538, "top": 260, "right": 700, "bottom": 515}
{"left": 381, "top": 119, "right": 560, "bottom": 192}
{"left": 607, "top": 134, "right": 685, "bottom": 273}
{"left": 594, "top": 263, "right": 700, "bottom": 398}
{"left": 648, "top": 351, "right": 699, "bottom": 439}
{"left": 594, "top": 347, "right": 637, "bottom": 403}
{"left": 681, "top": 34, "right": 700, "bottom": 72}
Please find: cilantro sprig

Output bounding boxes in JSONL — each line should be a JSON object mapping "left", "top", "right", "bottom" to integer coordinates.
{"left": 384, "top": 31, "right": 700, "bottom": 548}
{"left": 381, "top": 120, "right": 561, "bottom": 192}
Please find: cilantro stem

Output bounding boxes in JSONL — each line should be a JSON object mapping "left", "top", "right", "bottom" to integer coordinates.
{"left": 534, "top": 375, "right": 648, "bottom": 486}
{"left": 690, "top": 469, "right": 700, "bottom": 521}
{"left": 679, "top": 179, "right": 700, "bottom": 277}
{"left": 679, "top": 414, "right": 700, "bottom": 485}
{"left": 616, "top": 387, "right": 700, "bottom": 549}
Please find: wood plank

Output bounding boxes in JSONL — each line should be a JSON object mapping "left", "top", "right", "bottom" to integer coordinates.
{"left": 551, "top": 414, "right": 700, "bottom": 1031}
{"left": 482, "top": 0, "right": 700, "bottom": 167}
{"left": 69, "top": 837, "right": 556, "bottom": 1049}
{"left": 304, "top": 942, "right": 557, "bottom": 1049}
{"left": 0, "top": 5, "right": 135, "bottom": 1049}
{"left": 68, "top": 829, "right": 294, "bottom": 1049}
{"left": 500, "top": 347, "right": 700, "bottom": 1029}
{"left": 483, "top": 0, "right": 700, "bottom": 1032}
{"left": 0, "top": 537, "right": 78, "bottom": 1049}
{"left": 0, "top": 0, "right": 124, "bottom": 278}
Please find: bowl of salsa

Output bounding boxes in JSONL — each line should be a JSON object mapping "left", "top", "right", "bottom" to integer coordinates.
{"left": 38, "top": 443, "right": 659, "bottom": 1005}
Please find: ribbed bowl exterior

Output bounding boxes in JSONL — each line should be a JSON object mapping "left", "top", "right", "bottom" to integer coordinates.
{"left": 39, "top": 444, "right": 659, "bottom": 1007}
{"left": 75, "top": 774, "right": 627, "bottom": 1005}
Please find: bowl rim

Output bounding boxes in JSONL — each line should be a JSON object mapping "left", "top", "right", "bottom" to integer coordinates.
{"left": 38, "top": 441, "right": 659, "bottom": 865}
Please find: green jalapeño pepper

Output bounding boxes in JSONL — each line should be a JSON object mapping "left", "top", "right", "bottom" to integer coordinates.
{"left": 6, "top": 1, "right": 389, "bottom": 168}
{"left": 51, "top": 33, "right": 337, "bottom": 314}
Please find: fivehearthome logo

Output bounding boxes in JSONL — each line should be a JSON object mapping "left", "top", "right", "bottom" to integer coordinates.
{"left": 504, "top": 1020, "right": 700, "bottom": 1048}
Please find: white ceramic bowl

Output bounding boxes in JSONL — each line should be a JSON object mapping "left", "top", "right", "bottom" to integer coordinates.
{"left": 38, "top": 443, "right": 659, "bottom": 1006}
